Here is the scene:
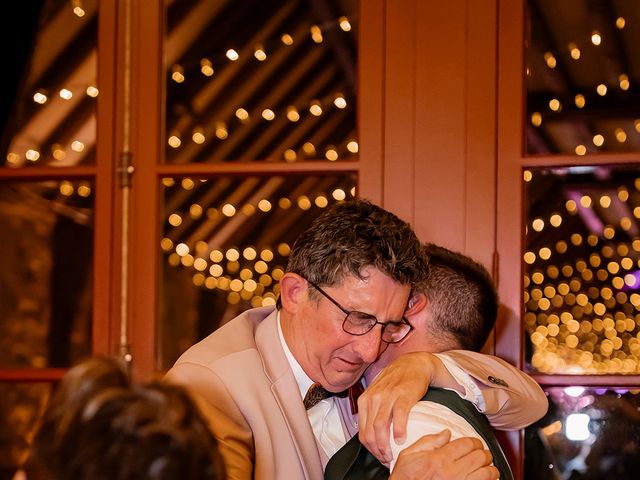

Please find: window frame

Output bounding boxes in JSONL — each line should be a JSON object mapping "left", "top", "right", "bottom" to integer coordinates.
{"left": 0, "top": 1, "right": 118, "bottom": 382}
{"left": 496, "top": 0, "right": 640, "bottom": 476}
{"left": 127, "top": 0, "right": 375, "bottom": 378}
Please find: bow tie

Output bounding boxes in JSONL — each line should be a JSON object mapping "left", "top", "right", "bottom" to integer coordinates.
{"left": 303, "top": 383, "right": 334, "bottom": 410}
{"left": 303, "top": 381, "right": 365, "bottom": 414}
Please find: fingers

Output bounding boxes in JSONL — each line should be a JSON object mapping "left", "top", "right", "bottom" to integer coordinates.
{"left": 445, "top": 437, "right": 487, "bottom": 462}
{"left": 412, "top": 436, "right": 493, "bottom": 478}
{"left": 357, "top": 393, "right": 393, "bottom": 464}
{"left": 373, "top": 410, "right": 393, "bottom": 463}
{"left": 409, "top": 435, "right": 483, "bottom": 460}
{"left": 358, "top": 389, "right": 418, "bottom": 463}
{"left": 389, "top": 434, "right": 494, "bottom": 480}
{"left": 400, "top": 429, "right": 451, "bottom": 453}
{"left": 467, "top": 466, "right": 500, "bottom": 480}
{"left": 460, "top": 445, "right": 493, "bottom": 469}
{"left": 449, "top": 444, "right": 494, "bottom": 479}
{"left": 357, "top": 352, "right": 438, "bottom": 465}
{"left": 391, "top": 399, "right": 412, "bottom": 444}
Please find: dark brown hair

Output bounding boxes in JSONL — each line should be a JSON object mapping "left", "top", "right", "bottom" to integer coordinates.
{"left": 24, "top": 356, "right": 225, "bottom": 480}
{"left": 422, "top": 243, "right": 498, "bottom": 351}
{"left": 286, "top": 198, "right": 428, "bottom": 289}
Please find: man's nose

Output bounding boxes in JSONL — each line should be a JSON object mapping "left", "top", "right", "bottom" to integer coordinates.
{"left": 352, "top": 326, "right": 383, "bottom": 363}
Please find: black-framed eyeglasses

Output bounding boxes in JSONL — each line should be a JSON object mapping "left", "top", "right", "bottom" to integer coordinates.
{"left": 306, "top": 279, "right": 414, "bottom": 343}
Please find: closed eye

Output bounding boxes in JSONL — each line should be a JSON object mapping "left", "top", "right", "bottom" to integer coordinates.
{"left": 350, "top": 311, "right": 377, "bottom": 323}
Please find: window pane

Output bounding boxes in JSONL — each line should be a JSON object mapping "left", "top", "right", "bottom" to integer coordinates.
{"left": 525, "top": 1, "right": 640, "bottom": 155}
{"left": 525, "top": 386, "right": 640, "bottom": 479}
{"left": 524, "top": 165, "right": 640, "bottom": 374}
{"left": 163, "top": 0, "right": 358, "bottom": 164}
{"left": 0, "top": 181, "right": 93, "bottom": 368}
{"left": 2, "top": 1, "right": 98, "bottom": 168}
{"left": 158, "top": 174, "right": 357, "bottom": 368}
{"left": 0, "top": 382, "right": 52, "bottom": 479}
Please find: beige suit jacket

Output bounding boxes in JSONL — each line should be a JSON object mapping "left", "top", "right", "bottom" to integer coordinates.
{"left": 165, "top": 307, "right": 547, "bottom": 480}
{"left": 165, "top": 307, "right": 327, "bottom": 480}
{"left": 443, "top": 349, "right": 547, "bottom": 430}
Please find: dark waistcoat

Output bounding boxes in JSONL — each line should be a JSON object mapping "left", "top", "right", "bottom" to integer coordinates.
{"left": 324, "top": 388, "right": 513, "bottom": 480}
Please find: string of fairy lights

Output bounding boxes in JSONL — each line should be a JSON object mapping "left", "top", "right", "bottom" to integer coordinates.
{"left": 6, "top": 8, "right": 357, "bottom": 167}
{"left": 7, "top": 4, "right": 360, "bottom": 309}
{"left": 159, "top": 12, "right": 360, "bottom": 303}
{"left": 166, "top": 14, "right": 357, "bottom": 163}
{"left": 161, "top": 182, "right": 357, "bottom": 307}
{"left": 527, "top": 13, "right": 640, "bottom": 155}
{"left": 524, "top": 169, "right": 640, "bottom": 374}
{"left": 11, "top": 0, "right": 640, "bottom": 379}
{"left": 168, "top": 15, "right": 353, "bottom": 81}
{"left": 166, "top": 89, "right": 358, "bottom": 162}
{"left": 4, "top": 1, "right": 94, "bottom": 167}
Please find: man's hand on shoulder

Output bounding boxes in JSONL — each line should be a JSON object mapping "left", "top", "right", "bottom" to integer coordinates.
{"left": 389, "top": 430, "right": 498, "bottom": 480}
{"left": 358, "top": 352, "right": 439, "bottom": 463}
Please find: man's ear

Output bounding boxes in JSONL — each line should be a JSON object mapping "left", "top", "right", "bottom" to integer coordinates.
{"left": 279, "top": 272, "right": 308, "bottom": 313}
{"left": 405, "top": 292, "right": 427, "bottom": 316}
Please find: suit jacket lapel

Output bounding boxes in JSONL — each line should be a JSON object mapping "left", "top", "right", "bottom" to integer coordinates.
{"left": 255, "top": 311, "right": 324, "bottom": 480}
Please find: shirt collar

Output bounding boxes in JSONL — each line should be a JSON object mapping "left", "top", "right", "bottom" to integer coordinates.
{"left": 277, "top": 310, "right": 315, "bottom": 400}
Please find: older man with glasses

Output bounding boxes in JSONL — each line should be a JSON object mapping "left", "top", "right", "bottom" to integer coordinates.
{"left": 165, "top": 198, "right": 546, "bottom": 480}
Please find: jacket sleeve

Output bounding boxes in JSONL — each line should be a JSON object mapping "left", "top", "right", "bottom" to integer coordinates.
{"left": 437, "top": 350, "right": 548, "bottom": 430}
{"left": 164, "top": 362, "right": 255, "bottom": 480}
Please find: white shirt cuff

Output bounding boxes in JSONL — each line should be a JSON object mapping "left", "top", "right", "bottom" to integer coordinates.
{"left": 433, "top": 352, "right": 486, "bottom": 412}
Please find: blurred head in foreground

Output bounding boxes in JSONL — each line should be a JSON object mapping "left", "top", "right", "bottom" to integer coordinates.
{"left": 20, "top": 356, "right": 225, "bottom": 480}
